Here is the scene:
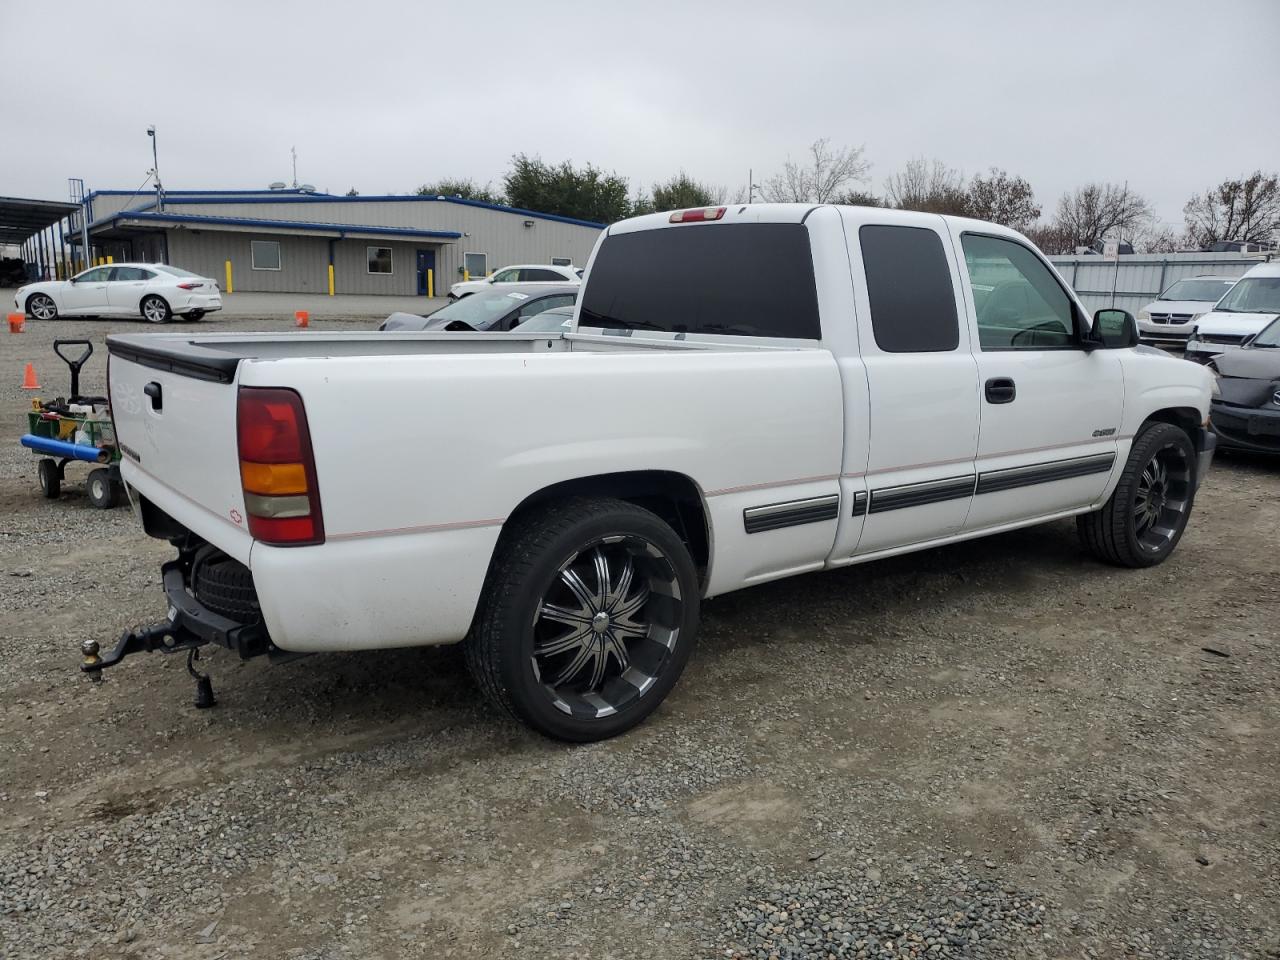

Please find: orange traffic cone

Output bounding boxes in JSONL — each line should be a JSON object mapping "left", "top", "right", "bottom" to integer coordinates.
{"left": 295, "top": 310, "right": 309, "bottom": 328}
{"left": 21, "top": 363, "right": 40, "bottom": 389}
{"left": 8, "top": 312, "right": 23, "bottom": 333}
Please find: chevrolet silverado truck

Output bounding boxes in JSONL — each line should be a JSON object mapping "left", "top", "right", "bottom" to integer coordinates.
{"left": 96, "top": 204, "right": 1217, "bottom": 741}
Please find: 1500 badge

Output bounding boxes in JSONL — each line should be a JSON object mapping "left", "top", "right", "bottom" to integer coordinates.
{"left": 1092, "top": 428, "right": 1117, "bottom": 437}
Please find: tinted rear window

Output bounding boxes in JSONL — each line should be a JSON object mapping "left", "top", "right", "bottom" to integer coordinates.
{"left": 580, "top": 223, "right": 820, "bottom": 339}
{"left": 860, "top": 225, "right": 959, "bottom": 352}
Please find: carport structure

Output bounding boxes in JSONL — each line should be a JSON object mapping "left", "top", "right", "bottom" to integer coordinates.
{"left": 0, "top": 195, "right": 81, "bottom": 282}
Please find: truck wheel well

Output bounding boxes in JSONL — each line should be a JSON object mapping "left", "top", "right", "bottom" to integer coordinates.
{"left": 1143, "top": 407, "right": 1201, "bottom": 439}
{"left": 506, "top": 471, "right": 710, "bottom": 583}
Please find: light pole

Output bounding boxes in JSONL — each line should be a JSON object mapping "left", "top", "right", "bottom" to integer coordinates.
{"left": 147, "top": 125, "right": 163, "bottom": 212}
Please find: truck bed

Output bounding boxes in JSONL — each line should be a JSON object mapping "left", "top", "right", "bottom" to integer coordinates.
{"left": 106, "top": 330, "right": 573, "bottom": 383}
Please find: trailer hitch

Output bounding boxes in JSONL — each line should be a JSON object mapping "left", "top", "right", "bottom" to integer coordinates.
{"left": 81, "top": 622, "right": 216, "bottom": 708}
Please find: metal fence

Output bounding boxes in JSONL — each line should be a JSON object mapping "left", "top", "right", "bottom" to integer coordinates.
{"left": 1048, "top": 251, "right": 1272, "bottom": 315}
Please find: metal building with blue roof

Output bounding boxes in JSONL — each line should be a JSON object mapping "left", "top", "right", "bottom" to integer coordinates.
{"left": 75, "top": 187, "right": 604, "bottom": 296}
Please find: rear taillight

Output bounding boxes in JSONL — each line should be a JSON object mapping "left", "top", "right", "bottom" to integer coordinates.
{"left": 669, "top": 207, "right": 726, "bottom": 223}
{"left": 236, "top": 387, "right": 324, "bottom": 545}
{"left": 177, "top": 281, "right": 203, "bottom": 290}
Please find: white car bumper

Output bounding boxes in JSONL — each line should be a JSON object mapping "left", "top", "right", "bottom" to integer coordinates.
{"left": 1184, "top": 338, "right": 1244, "bottom": 363}
{"left": 172, "top": 292, "right": 223, "bottom": 314}
{"left": 1137, "top": 319, "right": 1194, "bottom": 341}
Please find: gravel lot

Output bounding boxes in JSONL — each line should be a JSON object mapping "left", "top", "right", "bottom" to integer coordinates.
{"left": 1, "top": 312, "right": 1278, "bottom": 960}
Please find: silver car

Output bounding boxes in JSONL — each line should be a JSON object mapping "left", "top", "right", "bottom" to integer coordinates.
{"left": 380, "top": 284, "right": 577, "bottom": 332}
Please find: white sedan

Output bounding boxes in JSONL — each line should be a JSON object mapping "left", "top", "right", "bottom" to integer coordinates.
{"left": 15, "top": 263, "right": 223, "bottom": 323}
{"left": 449, "top": 263, "right": 582, "bottom": 299}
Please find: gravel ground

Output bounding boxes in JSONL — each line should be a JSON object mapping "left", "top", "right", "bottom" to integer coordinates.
{"left": 1, "top": 314, "right": 1278, "bottom": 959}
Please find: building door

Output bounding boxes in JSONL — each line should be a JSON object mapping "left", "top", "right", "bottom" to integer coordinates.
{"left": 416, "top": 249, "right": 436, "bottom": 296}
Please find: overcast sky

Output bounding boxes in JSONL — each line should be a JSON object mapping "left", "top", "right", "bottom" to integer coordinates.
{"left": 5, "top": 0, "right": 1278, "bottom": 226}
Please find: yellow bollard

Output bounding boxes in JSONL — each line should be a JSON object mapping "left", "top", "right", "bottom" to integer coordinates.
{"left": 463, "top": 268, "right": 469, "bottom": 282}
{"left": 106, "top": 255, "right": 113, "bottom": 264}
{"left": 224, "top": 260, "right": 233, "bottom": 294}
{"left": 328, "top": 263, "right": 335, "bottom": 296}
{"left": 427, "top": 268, "right": 434, "bottom": 299}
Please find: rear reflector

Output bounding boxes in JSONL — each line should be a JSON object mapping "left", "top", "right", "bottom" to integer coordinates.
{"left": 236, "top": 387, "right": 324, "bottom": 546}
{"left": 669, "top": 207, "right": 726, "bottom": 223}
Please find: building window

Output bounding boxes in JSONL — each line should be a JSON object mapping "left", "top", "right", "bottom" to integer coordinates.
{"left": 464, "top": 252, "right": 488, "bottom": 279}
{"left": 367, "top": 246, "right": 393, "bottom": 275}
{"left": 251, "top": 240, "right": 281, "bottom": 271}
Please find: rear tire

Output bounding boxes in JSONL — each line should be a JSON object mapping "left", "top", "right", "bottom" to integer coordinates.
{"left": 465, "top": 497, "right": 700, "bottom": 742}
{"left": 37, "top": 459, "right": 60, "bottom": 498}
{"left": 1077, "top": 422, "right": 1197, "bottom": 568}
{"left": 27, "top": 293, "right": 57, "bottom": 321}
{"left": 87, "top": 468, "right": 117, "bottom": 509}
{"left": 141, "top": 295, "right": 172, "bottom": 324}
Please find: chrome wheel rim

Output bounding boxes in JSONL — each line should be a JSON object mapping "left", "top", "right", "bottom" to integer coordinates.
{"left": 143, "top": 298, "right": 166, "bottom": 322}
{"left": 31, "top": 296, "right": 55, "bottom": 320}
{"left": 531, "top": 534, "right": 681, "bottom": 719}
{"left": 1133, "top": 440, "right": 1192, "bottom": 552}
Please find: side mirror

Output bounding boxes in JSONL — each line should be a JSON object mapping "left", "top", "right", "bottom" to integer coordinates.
{"left": 1087, "top": 308, "right": 1138, "bottom": 349}
{"left": 68, "top": 276, "right": 78, "bottom": 283}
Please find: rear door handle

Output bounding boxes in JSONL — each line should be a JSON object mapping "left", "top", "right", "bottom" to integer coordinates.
{"left": 985, "top": 377, "right": 1016, "bottom": 404}
{"left": 144, "top": 381, "right": 163, "bottom": 411}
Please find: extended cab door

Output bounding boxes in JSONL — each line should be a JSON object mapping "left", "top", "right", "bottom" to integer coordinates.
{"left": 838, "top": 210, "right": 980, "bottom": 557}
{"left": 949, "top": 229, "right": 1123, "bottom": 530}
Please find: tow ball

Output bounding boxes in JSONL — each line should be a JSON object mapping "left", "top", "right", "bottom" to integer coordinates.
{"left": 80, "top": 628, "right": 217, "bottom": 709}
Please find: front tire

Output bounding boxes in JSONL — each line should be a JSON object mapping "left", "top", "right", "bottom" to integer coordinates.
{"left": 466, "top": 497, "right": 700, "bottom": 742}
{"left": 141, "top": 295, "right": 172, "bottom": 323}
{"left": 1077, "top": 422, "right": 1197, "bottom": 568}
{"left": 27, "top": 293, "right": 57, "bottom": 321}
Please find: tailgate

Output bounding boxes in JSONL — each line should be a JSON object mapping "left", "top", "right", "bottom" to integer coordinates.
{"left": 108, "top": 343, "right": 252, "bottom": 562}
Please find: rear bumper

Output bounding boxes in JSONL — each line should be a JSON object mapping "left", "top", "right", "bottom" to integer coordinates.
{"left": 83, "top": 558, "right": 271, "bottom": 675}
{"left": 173, "top": 293, "right": 223, "bottom": 314}
{"left": 1209, "top": 403, "right": 1280, "bottom": 454}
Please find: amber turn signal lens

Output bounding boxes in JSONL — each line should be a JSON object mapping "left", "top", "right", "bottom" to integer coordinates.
{"left": 240, "top": 460, "right": 308, "bottom": 495}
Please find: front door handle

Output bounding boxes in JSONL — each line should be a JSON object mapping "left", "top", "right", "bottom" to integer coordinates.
{"left": 985, "top": 377, "right": 1016, "bottom": 404}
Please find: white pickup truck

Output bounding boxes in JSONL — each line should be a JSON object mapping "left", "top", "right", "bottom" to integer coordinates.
{"left": 96, "top": 204, "right": 1216, "bottom": 741}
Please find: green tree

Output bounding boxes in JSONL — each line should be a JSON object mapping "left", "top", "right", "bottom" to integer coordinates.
{"left": 649, "top": 172, "right": 724, "bottom": 212}
{"left": 503, "top": 154, "right": 633, "bottom": 224}
{"left": 415, "top": 178, "right": 503, "bottom": 204}
{"left": 833, "top": 189, "right": 883, "bottom": 207}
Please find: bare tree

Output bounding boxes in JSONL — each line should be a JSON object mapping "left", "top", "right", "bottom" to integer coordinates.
{"left": 883, "top": 158, "right": 969, "bottom": 216}
{"left": 1053, "top": 183, "right": 1152, "bottom": 252}
{"left": 1132, "top": 221, "right": 1184, "bottom": 254}
{"left": 1023, "top": 222, "right": 1073, "bottom": 256}
{"left": 833, "top": 189, "right": 884, "bottom": 207}
{"left": 760, "top": 139, "right": 870, "bottom": 203}
{"left": 1183, "top": 172, "right": 1280, "bottom": 249}
{"left": 966, "top": 168, "right": 1040, "bottom": 231}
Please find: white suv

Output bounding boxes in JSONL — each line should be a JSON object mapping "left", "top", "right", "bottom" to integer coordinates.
{"left": 1185, "top": 262, "right": 1280, "bottom": 363}
{"left": 449, "top": 263, "right": 581, "bottom": 299}
{"left": 1136, "top": 276, "right": 1237, "bottom": 344}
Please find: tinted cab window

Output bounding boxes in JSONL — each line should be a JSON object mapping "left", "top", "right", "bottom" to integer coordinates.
{"left": 580, "top": 223, "right": 820, "bottom": 339}
{"left": 859, "top": 225, "right": 959, "bottom": 352}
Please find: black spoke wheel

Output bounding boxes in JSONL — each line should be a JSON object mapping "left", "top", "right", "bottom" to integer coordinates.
{"left": 1078, "top": 422, "right": 1197, "bottom": 568}
{"left": 37, "top": 459, "right": 61, "bottom": 498}
{"left": 466, "top": 497, "right": 699, "bottom": 741}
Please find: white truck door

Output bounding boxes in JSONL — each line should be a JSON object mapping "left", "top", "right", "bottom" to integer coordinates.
{"left": 949, "top": 229, "right": 1123, "bottom": 531}
{"left": 838, "top": 210, "right": 980, "bottom": 557}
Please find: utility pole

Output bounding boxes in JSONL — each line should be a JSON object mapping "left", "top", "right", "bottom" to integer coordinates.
{"left": 748, "top": 169, "right": 753, "bottom": 205}
{"left": 147, "top": 125, "right": 163, "bottom": 212}
{"left": 291, "top": 146, "right": 298, "bottom": 189}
